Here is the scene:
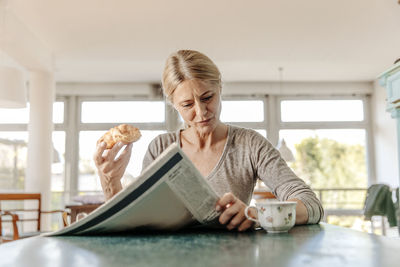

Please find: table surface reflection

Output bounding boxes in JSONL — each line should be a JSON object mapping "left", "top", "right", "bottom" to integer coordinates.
{"left": 0, "top": 223, "right": 399, "bottom": 267}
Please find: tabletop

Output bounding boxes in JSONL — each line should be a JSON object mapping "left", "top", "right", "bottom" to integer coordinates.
{"left": 0, "top": 223, "right": 399, "bottom": 267}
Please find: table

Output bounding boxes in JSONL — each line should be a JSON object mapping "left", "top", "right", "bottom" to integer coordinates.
{"left": 65, "top": 203, "right": 102, "bottom": 223}
{"left": 0, "top": 223, "right": 399, "bottom": 267}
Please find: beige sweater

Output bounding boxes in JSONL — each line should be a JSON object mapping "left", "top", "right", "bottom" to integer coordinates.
{"left": 142, "top": 125, "right": 324, "bottom": 224}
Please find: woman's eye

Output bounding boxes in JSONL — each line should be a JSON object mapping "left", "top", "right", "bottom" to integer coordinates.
{"left": 202, "top": 95, "right": 212, "bottom": 101}
{"left": 182, "top": 103, "right": 192, "bottom": 108}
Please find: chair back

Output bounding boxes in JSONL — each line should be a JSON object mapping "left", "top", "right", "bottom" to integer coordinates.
{"left": 0, "top": 193, "right": 42, "bottom": 235}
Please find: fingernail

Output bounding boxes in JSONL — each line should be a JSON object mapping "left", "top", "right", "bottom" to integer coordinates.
{"left": 216, "top": 205, "right": 221, "bottom": 211}
{"left": 117, "top": 142, "right": 123, "bottom": 147}
{"left": 100, "top": 142, "right": 106, "bottom": 148}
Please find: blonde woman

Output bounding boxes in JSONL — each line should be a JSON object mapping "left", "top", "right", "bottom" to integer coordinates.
{"left": 94, "top": 50, "right": 324, "bottom": 231}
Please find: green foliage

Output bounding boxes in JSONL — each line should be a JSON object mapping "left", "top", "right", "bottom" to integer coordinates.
{"left": 289, "top": 136, "right": 368, "bottom": 212}
{"left": 289, "top": 136, "right": 367, "bottom": 189}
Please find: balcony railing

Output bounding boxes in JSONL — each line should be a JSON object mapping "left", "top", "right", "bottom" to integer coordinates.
{"left": 313, "top": 188, "right": 368, "bottom": 221}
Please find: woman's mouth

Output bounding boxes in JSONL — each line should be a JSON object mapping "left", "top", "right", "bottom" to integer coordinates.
{"left": 198, "top": 118, "right": 211, "bottom": 124}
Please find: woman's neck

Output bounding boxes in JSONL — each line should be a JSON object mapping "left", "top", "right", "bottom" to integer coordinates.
{"left": 181, "top": 123, "right": 228, "bottom": 151}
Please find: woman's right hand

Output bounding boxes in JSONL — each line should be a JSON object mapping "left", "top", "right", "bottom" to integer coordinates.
{"left": 93, "top": 141, "right": 133, "bottom": 201}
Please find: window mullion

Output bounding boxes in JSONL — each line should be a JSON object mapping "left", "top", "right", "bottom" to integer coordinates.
{"left": 64, "top": 96, "right": 80, "bottom": 201}
{"left": 364, "top": 95, "right": 376, "bottom": 185}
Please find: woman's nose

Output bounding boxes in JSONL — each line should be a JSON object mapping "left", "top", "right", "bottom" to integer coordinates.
{"left": 195, "top": 102, "right": 207, "bottom": 116}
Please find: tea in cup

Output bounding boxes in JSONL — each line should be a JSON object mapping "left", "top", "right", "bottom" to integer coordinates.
{"left": 245, "top": 200, "right": 297, "bottom": 233}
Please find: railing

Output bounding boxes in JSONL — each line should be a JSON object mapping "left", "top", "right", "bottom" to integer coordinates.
{"left": 313, "top": 188, "right": 368, "bottom": 221}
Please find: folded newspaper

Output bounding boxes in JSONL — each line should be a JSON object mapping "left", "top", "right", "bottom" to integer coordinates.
{"left": 47, "top": 143, "right": 222, "bottom": 236}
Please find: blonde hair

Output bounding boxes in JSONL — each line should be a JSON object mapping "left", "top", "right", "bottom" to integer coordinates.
{"left": 162, "top": 50, "right": 221, "bottom": 103}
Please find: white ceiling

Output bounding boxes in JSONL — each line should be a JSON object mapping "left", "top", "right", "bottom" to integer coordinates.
{"left": 6, "top": 0, "right": 400, "bottom": 83}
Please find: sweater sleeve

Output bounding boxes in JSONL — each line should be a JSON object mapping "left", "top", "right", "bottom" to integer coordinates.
{"left": 250, "top": 132, "right": 324, "bottom": 224}
{"left": 141, "top": 132, "right": 177, "bottom": 174}
{"left": 141, "top": 138, "right": 159, "bottom": 173}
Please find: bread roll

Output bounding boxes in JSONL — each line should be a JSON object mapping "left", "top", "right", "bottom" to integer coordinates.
{"left": 97, "top": 124, "right": 141, "bottom": 149}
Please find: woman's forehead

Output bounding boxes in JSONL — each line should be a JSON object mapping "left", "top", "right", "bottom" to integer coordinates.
{"left": 173, "top": 79, "right": 218, "bottom": 101}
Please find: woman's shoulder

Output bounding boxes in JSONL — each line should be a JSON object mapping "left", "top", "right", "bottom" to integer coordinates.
{"left": 149, "top": 131, "right": 178, "bottom": 150}
{"left": 228, "top": 124, "right": 273, "bottom": 149}
{"left": 229, "top": 124, "right": 268, "bottom": 140}
{"left": 154, "top": 131, "right": 178, "bottom": 142}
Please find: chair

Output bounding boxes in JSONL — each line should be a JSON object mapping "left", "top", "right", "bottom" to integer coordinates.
{"left": 363, "top": 184, "right": 398, "bottom": 236}
{"left": 0, "top": 193, "right": 68, "bottom": 243}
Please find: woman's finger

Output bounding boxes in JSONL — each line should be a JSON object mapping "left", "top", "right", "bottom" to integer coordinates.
{"left": 93, "top": 142, "right": 107, "bottom": 165}
{"left": 237, "top": 218, "right": 254, "bottom": 232}
{"left": 226, "top": 211, "right": 246, "bottom": 230}
{"left": 219, "top": 201, "right": 242, "bottom": 225}
{"left": 216, "top": 193, "right": 236, "bottom": 211}
{"left": 104, "top": 142, "right": 124, "bottom": 161}
{"left": 116, "top": 143, "right": 133, "bottom": 162}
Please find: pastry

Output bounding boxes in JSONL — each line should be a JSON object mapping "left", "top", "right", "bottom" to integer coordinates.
{"left": 97, "top": 124, "right": 141, "bottom": 149}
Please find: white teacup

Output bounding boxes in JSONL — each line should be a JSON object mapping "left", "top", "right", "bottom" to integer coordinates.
{"left": 245, "top": 200, "right": 297, "bottom": 233}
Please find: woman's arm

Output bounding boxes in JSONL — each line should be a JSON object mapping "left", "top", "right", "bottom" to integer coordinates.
{"left": 250, "top": 132, "right": 324, "bottom": 224}
{"left": 288, "top": 198, "right": 309, "bottom": 224}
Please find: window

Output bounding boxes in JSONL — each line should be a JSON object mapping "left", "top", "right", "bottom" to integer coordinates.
{"left": 221, "top": 100, "right": 264, "bottom": 122}
{"left": 52, "top": 131, "right": 66, "bottom": 192}
{"left": 81, "top": 101, "right": 165, "bottom": 123}
{"left": 77, "top": 99, "right": 166, "bottom": 194}
{"left": 277, "top": 96, "right": 371, "bottom": 229}
{"left": 281, "top": 100, "right": 364, "bottom": 122}
{"left": 278, "top": 97, "right": 369, "bottom": 189}
{"left": 78, "top": 130, "right": 166, "bottom": 192}
{"left": 0, "top": 132, "right": 28, "bottom": 191}
{"left": 221, "top": 98, "right": 267, "bottom": 137}
{"left": 280, "top": 129, "right": 367, "bottom": 189}
{"left": 0, "top": 102, "right": 65, "bottom": 192}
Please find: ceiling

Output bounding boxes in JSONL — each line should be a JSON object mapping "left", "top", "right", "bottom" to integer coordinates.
{"left": 6, "top": 0, "right": 400, "bottom": 83}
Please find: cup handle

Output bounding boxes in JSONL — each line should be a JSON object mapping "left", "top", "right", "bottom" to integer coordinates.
{"left": 244, "top": 206, "right": 259, "bottom": 223}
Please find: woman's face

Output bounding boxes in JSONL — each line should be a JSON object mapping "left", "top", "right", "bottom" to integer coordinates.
{"left": 172, "top": 79, "right": 222, "bottom": 135}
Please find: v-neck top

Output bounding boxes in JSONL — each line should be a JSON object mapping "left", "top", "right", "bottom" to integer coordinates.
{"left": 176, "top": 125, "right": 231, "bottom": 180}
{"left": 141, "top": 124, "right": 324, "bottom": 224}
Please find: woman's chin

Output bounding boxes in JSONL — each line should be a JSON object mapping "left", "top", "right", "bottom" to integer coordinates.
{"left": 192, "top": 123, "right": 216, "bottom": 135}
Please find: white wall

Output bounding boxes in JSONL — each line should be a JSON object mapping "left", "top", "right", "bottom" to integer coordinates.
{"left": 372, "top": 80, "right": 399, "bottom": 188}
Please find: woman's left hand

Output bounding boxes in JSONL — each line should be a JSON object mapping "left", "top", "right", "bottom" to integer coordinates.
{"left": 216, "top": 193, "right": 255, "bottom": 231}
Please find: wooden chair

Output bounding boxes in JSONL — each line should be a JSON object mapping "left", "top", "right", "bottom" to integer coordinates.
{"left": 0, "top": 193, "right": 69, "bottom": 243}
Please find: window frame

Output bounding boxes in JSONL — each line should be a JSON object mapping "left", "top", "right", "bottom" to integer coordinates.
{"left": 0, "top": 91, "right": 376, "bottom": 201}
{"left": 65, "top": 95, "right": 171, "bottom": 197}
{"left": 221, "top": 95, "right": 268, "bottom": 132}
{"left": 275, "top": 94, "right": 375, "bottom": 185}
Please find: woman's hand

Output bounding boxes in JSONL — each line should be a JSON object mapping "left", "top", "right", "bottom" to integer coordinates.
{"left": 216, "top": 193, "right": 256, "bottom": 231}
{"left": 93, "top": 141, "right": 133, "bottom": 201}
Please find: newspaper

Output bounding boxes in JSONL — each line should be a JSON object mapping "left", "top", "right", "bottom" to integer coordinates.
{"left": 47, "top": 143, "right": 221, "bottom": 236}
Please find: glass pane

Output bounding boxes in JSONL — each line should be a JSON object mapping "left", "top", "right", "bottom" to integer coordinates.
{"left": 0, "top": 102, "right": 64, "bottom": 124}
{"left": 81, "top": 101, "right": 165, "bottom": 123}
{"left": 281, "top": 100, "right": 364, "bottom": 122}
{"left": 255, "top": 129, "right": 267, "bottom": 138}
{"left": 221, "top": 100, "right": 264, "bottom": 122}
{"left": 280, "top": 129, "right": 367, "bottom": 190}
{"left": 51, "top": 131, "right": 65, "bottom": 191}
{"left": 0, "top": 107, "right": 29, "bottom": 123}
{"left": 0, "top": 132, "right": 28, "bottom": 190}
{"left": 53, "top": 102, "right": 64, "bottom": 123}
{"left": 78, "top": 130, "right": 166, "bottom": 192}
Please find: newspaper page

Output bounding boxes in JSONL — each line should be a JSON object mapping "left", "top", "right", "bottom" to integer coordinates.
{"left": 46, "top": 143, "right": 221, "bottom": 236}
{"left": 165, "top": 162, "right": 221, "bottom": 224}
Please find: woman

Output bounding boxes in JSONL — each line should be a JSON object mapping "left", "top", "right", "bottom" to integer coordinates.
{"left": 94, "top": 50, "right": 324, "bottom": 231}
